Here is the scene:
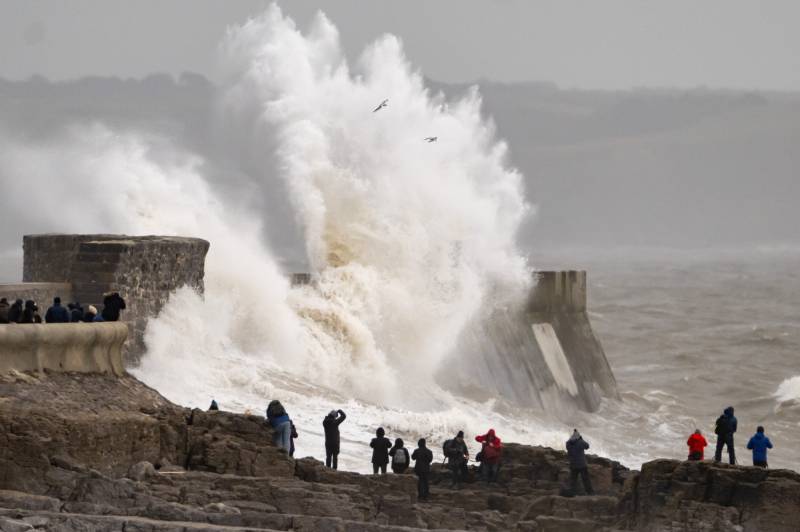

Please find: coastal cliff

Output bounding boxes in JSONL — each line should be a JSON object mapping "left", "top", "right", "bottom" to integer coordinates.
{"left": 0, "top": 371, "right": 797, "bottom": 531}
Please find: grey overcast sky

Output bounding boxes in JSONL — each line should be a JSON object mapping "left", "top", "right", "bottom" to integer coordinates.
{"left": 1, "top": 0, "right": 799, "bottom": 90}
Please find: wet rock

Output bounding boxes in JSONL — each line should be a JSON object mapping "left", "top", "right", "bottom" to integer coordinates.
{"left": 127, "top": 462, "right": 156, "bottom": 482}
{"left": 0, "top": 517, "right": 33, "bottom": 532}
{"left": 1, "top": 373, "right": 798, "bottom": 531}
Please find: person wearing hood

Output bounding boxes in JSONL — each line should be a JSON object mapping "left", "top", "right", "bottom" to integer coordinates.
{"left": 389, "top": 438, "right": 410, "bottom": 474}
{"left": 323, "top": 409, "right": 347, "bottom": 469}
{"left": 21, "top": 300, "right": 42, "bottom": 323}
{"left": 565, "top": 429, "right": 594, "bottom": 496}
{"left": 69, "top": 302, "right": 84, "bottom": 322}
{"left": 7, "top": 299, "right": 23, "bottom": 323}
{"left": 370, "top": 427, "right": 392, "bottom": 474}
{"left": 208, "top": 399, "right": 219, "bottom": 411}
{"left": 746, "top": 426, "right": 773, "bottom": 468}
{"left": 476, "top": 428, "right": 503, "bottom": 483}
{"left": 714, "top": 406, "right": 738, "bottom": 464}
{"left": 266, "top": 400, "right": 293, "bottom": 453}
{"left": 0, "top": 297, "right": 9, "bottom": 323}
{"left": 444, "top": 431, "right": 469, "bottom": 488}
{"left": 82, "top": 305, "right": 98, "bottom": 322}
{"left": 101, "top": 292, "right": 126, "bottom": 322}
{"left": 686, "top": 429, "right": 708, "bottom": 461}
{"left": 412, "top": 438, "right": 434, "bottom": 501}
{"left": 45, "top": 297, "right": 70, "bottom": 323}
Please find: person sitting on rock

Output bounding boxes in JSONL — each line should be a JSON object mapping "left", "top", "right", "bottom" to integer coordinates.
{"left": 370, "top": 427, "right": 392, "bottom": 474}
{"left": 686, "top": 429, "right": 708, "bottom": 461}
{"left": 475, "top": 428, "right": 503, "bottom": 483}
{"left": 714, "top": 406, "right": 738, "bottom": 464}
{"left": 389, "top": 438, "right": 410, "bottom": 474}
{"left": 266, "top": 400, "right": 293, "bottom": 453}
{"left": 7, "top": 299, "right": 23, "bottom": 323}
{"left": 101, "top": 292, "right": 126, "bottom": 322}
{"left": 82, "top": 305, "right": 98, "bottom": 322}
{"left": 0, "top": 297, "right": 9, "bottom": 323}
{"left": 412, "top": 438, "right": 433, "bottom": 501}
{"left": 208, "top": 399, "right": 219, "bottom": 411}
{"left": 565, "top": 429, "right": 594, "bottom": 496}
{"left": 45, "top": 297, "right": 70, "bottom": 323}
{"left": 747, "top": 426, "right": 773, "bottom": 468}
{"left": 21, "top": 300, "right": 42, "bottom": 323}
{"left": 444, "top": 431, "right": 469, "bottom": 488}
{"left": 323, "top": 409, "right": 347, "bottom": 469}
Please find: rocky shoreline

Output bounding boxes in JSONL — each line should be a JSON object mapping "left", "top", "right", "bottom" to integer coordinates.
{"left": 0, "top": 372, "right": 798, "bottom": 531}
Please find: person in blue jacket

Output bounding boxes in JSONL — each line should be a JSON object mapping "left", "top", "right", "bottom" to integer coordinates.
{"left": 746, "top": 426, "right": 773, "bottom": 468}
{"left": 266, "top": 400, "right": 292, "bottom": 453}
{"left": 44, "top": 297, "right": 70, "bottom": 323}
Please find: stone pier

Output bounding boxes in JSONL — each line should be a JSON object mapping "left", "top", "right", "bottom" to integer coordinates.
{"left": 19, "top": 234, "right": 210, "bottom": 364}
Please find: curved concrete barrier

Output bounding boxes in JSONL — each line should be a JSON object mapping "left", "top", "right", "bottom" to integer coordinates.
{"left": 0, "top": 323, "right": 127, "bottom": 376}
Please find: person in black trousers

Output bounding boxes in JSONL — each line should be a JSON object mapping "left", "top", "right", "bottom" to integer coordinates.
{"left": 565, "top": 429, "right": 594, "bottom": 496}
{"left": 323, "top": 409, "right": 347, "bottom": 469}
{"left": 714, "top": 406, "right": 738, "bottom": 464}
{"left": 370, "top": 427, "right": 392, "bottom": 474}
{"left": 412, "top": 438, "right": 433, "bottom": 501}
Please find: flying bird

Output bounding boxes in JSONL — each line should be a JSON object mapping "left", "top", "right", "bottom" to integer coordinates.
{"left": 424, "top": 136, "right": 438, "bottom": 143}
{"left": 373, "top": 99, "right": 388, "bottom": 112}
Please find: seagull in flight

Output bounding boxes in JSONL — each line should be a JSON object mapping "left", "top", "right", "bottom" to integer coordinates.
{"left": 424, "top": 136, "right": 438, "bottom": 143}
{"left": 373, "top": 99, "right": 388, "bottom": 112}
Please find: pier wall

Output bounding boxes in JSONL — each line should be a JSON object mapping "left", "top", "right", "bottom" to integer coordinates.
{"left": 18, "top": 234, "right": 209, "bottom": 364}
{"left": 0, "top": 322, "right": 127, "bottom": 376}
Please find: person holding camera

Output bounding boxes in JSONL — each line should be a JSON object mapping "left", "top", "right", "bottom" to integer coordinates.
{"left": 565, "top": 429, "right": 594, "bottom": 496}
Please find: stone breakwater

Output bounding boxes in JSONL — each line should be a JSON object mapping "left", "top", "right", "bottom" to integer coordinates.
{"left": 21, "top": 234, "right": 210, "bottom": 364}
{"left": 0, "top": 372, "right": 798, "bottom": 531}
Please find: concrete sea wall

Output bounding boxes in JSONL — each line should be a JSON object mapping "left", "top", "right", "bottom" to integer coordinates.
{"left": 528, "top": 271, "right": 618, "bottom": 409}
{"left": 0, "top": 322, "right": 126, "bottom": 376}
{"left": 449, "top": 270, "right": 616, "bottom": 412}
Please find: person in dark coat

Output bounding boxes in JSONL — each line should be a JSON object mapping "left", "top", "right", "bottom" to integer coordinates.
{"left": 7, "top": 299, "right": 23, "bottom": 323}
{"left": 445, "top": 431, "right": 469, "bottom": 488}
{"left": 289, "top": 422, "right": 298, "bottom": 457}
{"left": 0, "top": 298, "right": 9, "bottom": 323}
{"left": 21, "top": 300, "right": 42, "bottom": 323}
{"left": 746, "top": 426, "right": 773, "bottom": 468}
{"left": 208, "top": 399, "right": 219, "bottom": 411}
{"left": 565, "top": 429, "right": 594, "bottom": 495}
{"left": 101, "top": 292, "right": 126, "bottom": 322}
{"left": 82, "top": 305, "right": 98, "bottom": 322}
{"left": 323, "top": 409, "right": 347, "bottom": 469}
{"left": 45, "top": 297, "right": 70, "bottom": 323}
{"left": 69, "top": 302, "right": 84, "bottom": 322}
{"left": 412, "top": 438, "right": 433, "bottom": 501}
{"left": 714, "top": 406, "right": 738, "bottom": 464}
{"left": 370, "top": 427, "right": 392, "bottom": 474}
{"left": 389, "top": 438, "right": 410, "bottom": 474}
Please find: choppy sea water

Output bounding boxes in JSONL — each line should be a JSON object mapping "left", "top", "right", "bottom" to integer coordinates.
{"left": 134, "top": 248, "right": 799, "bottom": 473}
{"left": 537, "top": 248, "right": 800, "bottom": 471}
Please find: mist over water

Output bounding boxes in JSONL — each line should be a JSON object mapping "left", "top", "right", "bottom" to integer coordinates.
{"left": 1, "top": 5, "right": 798, "bottom": 473}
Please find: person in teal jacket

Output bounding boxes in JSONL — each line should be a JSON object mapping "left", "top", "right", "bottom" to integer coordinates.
{"left": 746, "top": 426, "right": 773, "bottom": 468}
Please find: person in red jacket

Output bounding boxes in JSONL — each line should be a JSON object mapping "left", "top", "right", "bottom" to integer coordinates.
{"left": 476, "top": 429, "right": 503, "bottom": 483}
{"left": 687, "top": 429, "right": 708, "bottom": 461}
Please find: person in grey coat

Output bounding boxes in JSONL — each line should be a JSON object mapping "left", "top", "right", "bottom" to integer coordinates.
{"left": 565, "top": 429, "right": 594, "bottom": 495}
